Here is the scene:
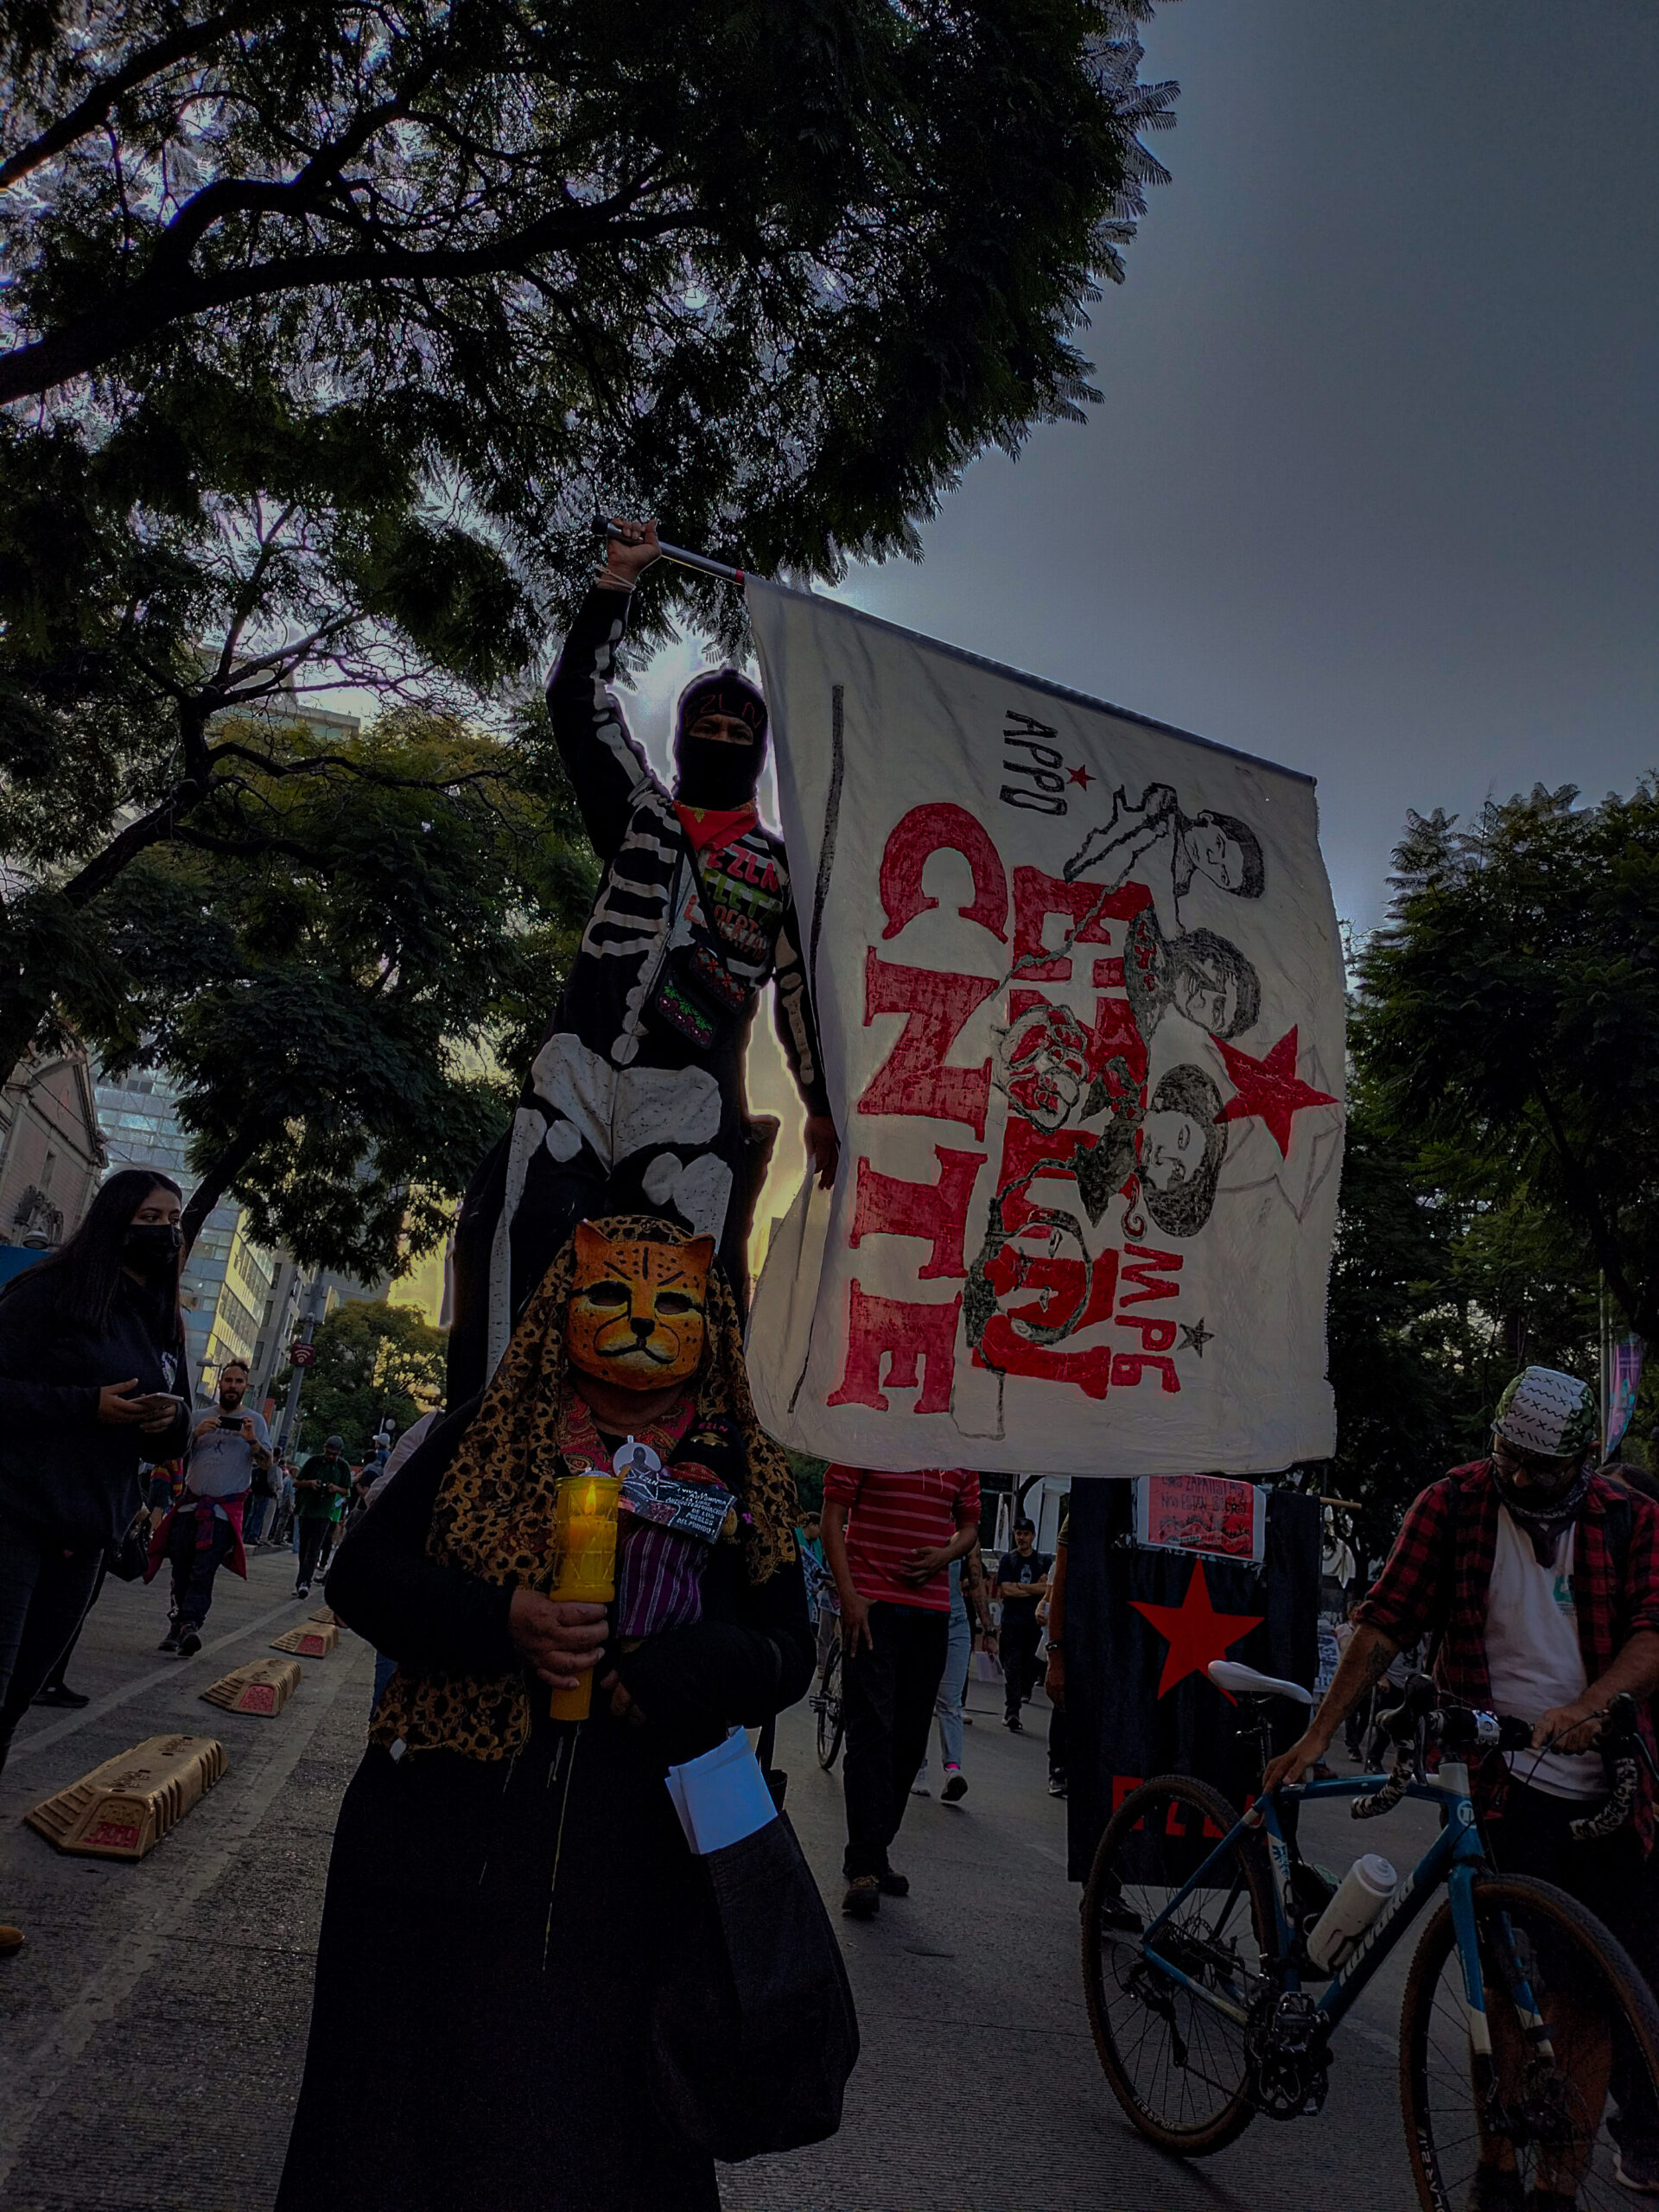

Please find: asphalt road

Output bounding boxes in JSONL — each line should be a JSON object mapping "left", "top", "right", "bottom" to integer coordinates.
{"left": 0, "top": 1554, "right": 1438, "bottom": 2212}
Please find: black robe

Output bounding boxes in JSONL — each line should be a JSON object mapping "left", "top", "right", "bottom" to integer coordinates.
{"left": 276, "top": 1403, "right": 814, "bottom": 2212}
{"left": 447, "top": 586, "right": 831, "bottom": 1402}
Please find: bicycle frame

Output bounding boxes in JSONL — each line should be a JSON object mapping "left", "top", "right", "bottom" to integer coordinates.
{"left": 1136, "top": 1759, "right": 1552, "bottom": 2068}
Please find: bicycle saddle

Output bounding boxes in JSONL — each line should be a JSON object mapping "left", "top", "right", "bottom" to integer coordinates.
{"left": 1208, "top": 1660, "right": 1313, "bottom": 1706}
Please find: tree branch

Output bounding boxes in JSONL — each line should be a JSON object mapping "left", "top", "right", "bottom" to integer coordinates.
{"left": 0, "top": 8, "right": 258, "bottom": 192}
{"left": 0, "top": 194, "right": 696, "bottom": 404}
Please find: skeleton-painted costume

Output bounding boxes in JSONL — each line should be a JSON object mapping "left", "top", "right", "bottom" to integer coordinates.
{"left": 448, "top": 584, "right": 830, "bottom": 1401}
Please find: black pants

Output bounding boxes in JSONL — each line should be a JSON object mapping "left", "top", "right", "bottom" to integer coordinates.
{"left": 0, "top": 1513, "right": 103, "bottom": 1770}
{"left": 166, "top": 1508, "right": 236, "bottom": 1630}
{"left": 1488, "top": 1780, "right": 1659, "bottom": 2150}
{"left": 295, "top": 1518, "right": 333, "bottom": 1587}
{"left": 841, "top": 1601, "right": 949, "bottom": 1878}
{"left": 1001, "top": 1613, "right": 1041, "bottom": 1720}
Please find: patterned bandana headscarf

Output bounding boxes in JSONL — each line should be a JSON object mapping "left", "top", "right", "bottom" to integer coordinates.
{"left": 1491, "top": 1365, "right": 1599, "bottom": 1565}
{"left": 371, "top": 1215, "right": 798, "bottom": 1763}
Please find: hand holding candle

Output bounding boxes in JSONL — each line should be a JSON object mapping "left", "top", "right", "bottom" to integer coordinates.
{"left": 546, "top": 1473, "right": 622, "bottom": 1720}
{"left": 507, "top": 1589, "right": 608, "bottom": 1694}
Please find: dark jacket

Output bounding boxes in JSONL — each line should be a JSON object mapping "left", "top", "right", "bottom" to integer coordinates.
{"left": 0, "top": 1270, "right": 191, "bottom": 1550}
{"left": 327, "top": 1398, "right": 814, "bottom": 1763}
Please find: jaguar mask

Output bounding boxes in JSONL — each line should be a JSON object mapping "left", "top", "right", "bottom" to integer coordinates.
{"left": 565, "top": 1223, "right": 714, "bottom": 1390}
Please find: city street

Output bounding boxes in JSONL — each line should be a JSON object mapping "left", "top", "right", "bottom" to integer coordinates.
{"left": 1, "top": 1554, "right": 1435, "bottom": 2212}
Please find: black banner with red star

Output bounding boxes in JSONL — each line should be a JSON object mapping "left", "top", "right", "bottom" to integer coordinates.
{"left": 1064, "top": 1477, "right": 1319, "bottom": 1882}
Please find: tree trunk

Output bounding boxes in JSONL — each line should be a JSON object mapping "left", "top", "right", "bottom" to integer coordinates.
{"left": 180, "top": 1122, "right": 270, "bottom": 1253}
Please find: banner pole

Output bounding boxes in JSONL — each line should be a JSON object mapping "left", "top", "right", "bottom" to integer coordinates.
{"left": 599, "top": 515, "right": 753, "bottom": 586}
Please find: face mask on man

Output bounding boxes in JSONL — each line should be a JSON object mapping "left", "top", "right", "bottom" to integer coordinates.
{"left": 671, "top": 671, "right": 768, "bottom": 810}
{"left": 124, "top": 1222, "right": 182, "bottom": 1281}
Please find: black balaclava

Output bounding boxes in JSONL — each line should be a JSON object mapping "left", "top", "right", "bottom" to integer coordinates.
{"left": 672, "top": 668, "right": 768, "bottom": 810}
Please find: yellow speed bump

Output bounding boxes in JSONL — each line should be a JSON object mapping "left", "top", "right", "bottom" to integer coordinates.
{"left": 25, "top": 1735, "right": 227, "bottom": 1860}
{"left": 308, "top": 1605, "right": 338, "bottom": 1626}
{"left": 271, "top": 1621, "right": 339, "bottom": 1659}
{"left": 200, "top": 1656, "right": 302, "bottom": 1716}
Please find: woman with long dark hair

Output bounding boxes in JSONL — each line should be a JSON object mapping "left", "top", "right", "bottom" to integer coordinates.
{"left": 0, "top": 1169, "right": 192, "bottom": 1786}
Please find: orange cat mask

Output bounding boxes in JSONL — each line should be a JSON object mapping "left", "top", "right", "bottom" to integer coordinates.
{"left": 565, "top": 1224, "right": 714, "bottom": 1391}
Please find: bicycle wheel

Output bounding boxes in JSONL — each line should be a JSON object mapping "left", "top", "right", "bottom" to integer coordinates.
{"left": 816, "top": 1642, "right": 845, "bottom": 1771}
{"left": 1082, "top": 1774, "right": 1275, "bottom": 2155}
{"left": 1402, "top": 1872, "right": 1659, "bottom": 2212}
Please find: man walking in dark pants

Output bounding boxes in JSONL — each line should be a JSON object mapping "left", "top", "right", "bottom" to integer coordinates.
{"left": 822, "top": 1463, "right": 980, "bottom": 1918}
{"left": 293, "top": 1435, "right": 352, "bottom": 1597}
{"left": 156, "top": 1357, "right": 271, "bottom": 1656}
{"left": 995, "top": 1517, "right": 1051, "bottom": 1732}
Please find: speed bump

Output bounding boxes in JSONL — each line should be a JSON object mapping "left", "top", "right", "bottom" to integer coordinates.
{"left": 25, "top": 1734, "right": 227, "bottom": 1860}
{"left": 308, "top": 1605, "right": 336, "bottom": 1624}
{"left": 271, "top": 1621, "right": 339, "bottom": 1659}
{"left": 201, "top": 1656, "right": 302, "bottom": 1716}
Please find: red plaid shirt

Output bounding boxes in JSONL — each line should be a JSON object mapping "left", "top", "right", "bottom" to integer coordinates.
{"left": 1355, "top": 1460, "right": 1659, "bottom": 1847}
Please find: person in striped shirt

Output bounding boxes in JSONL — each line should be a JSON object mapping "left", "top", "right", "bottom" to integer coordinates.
{"left": 821, "top": 1462, "right": 982, "bottom": 1917}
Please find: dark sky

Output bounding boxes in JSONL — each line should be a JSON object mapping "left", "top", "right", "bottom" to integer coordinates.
{"left": 813, "top": 0, "right": 1659, "bottom": 937}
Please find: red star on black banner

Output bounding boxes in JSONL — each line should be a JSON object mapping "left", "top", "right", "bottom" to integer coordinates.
{"left": 1130, "top": 1558, "right": 1265, "bottom": 1700}
{"left": 1211, "top": 1025, "right": 1338, "bottom": 1159}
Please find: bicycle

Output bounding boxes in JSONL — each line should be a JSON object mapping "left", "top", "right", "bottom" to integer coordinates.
{"left": 1082, "top": 1658, "right": 1659, "bottom": 2209}
{"left": 813, "top": 1639, "right": 845, "bottom": 1771}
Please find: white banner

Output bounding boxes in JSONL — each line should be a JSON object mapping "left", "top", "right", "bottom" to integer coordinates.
{"left": 745, "top": 581, "right": 1344, "bottom": 1477}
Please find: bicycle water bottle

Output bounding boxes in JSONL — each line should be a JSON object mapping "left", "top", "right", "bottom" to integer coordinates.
{"left": 1306, "top": 1854, "right": 1395, "bottom": 1973}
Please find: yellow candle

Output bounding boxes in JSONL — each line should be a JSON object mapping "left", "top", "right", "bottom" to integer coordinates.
{"left": 548, "top": 1473, "right": 621, "bottom": 1723}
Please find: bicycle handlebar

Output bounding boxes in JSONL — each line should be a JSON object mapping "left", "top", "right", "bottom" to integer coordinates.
{"left": 1352, "top": 1675, "right": 1656, "bottom": 1834}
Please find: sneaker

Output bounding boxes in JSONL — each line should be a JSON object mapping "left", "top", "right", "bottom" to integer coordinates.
{"left": 842, "top": 1876, "right": 880, "bottom": 1919}
{"left": 876, "top": 1869, "right": 909, "bottom": 1897}
{"left": 159, "top": 1626, "right": 181, "bottom": 1654}
{"left": 177, "top": 1626, "right": 202, "bottom": 1657}
{"left": 1463, "top": 2169, "right": 1525, "bottom": 2212}
{"left": 942, "top": 1770, "right": 968, "bottom": 1803}
{"left": 294, "top": 1582, "right": 309, "bottom": 1599}
{"left": 33, "top": 1682, "right": 91, "bottom": 1708}
{"left": 910, "top": 1782, "right": 931, "bottom": 1797}
{"left": 1048, "top": 1772, "right": 1069, "bottom": 1797}
{"left": 1616, "top": 2147, "right": 1659, "bottom": 2194}
{"left": 1006, "top": 1715, "right": 1023, "bottom": 1733}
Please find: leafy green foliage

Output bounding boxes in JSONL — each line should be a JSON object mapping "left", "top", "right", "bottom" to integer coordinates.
{"left": 1, "top": 0, "right": 1179, "bottom": 611}
{"left": 1331, "top": 781, "right": 1659, "bottom": 1558}
{"left": 96, "top": 710, "right": 595, "bottom": 1273}
{"left": 1357, "top": 785, "right": 1659, "bottom": 1346}
{"left": 281, "top": 1297, "right": 448, "bottom": 1455}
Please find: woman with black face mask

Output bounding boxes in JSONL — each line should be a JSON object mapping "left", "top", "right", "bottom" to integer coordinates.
{"left": 0, "top": 1168, "right": 192, "bottom": 1936}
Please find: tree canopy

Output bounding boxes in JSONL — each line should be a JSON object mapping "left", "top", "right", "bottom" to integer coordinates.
{"left": 1329, "top": 780, "right": 1659, "bottom": 1560}
{"left": 284, "top": 1294, "right": 447, "bottom": 1454}
{"left": 1, "top": 0, "right": 1178, "bottom": 588}
{"left": 96, "top": 706, "right": 593, "bottom": 1272}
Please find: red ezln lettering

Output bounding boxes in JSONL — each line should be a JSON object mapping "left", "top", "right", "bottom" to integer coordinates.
{"left": 827, "top": 1283, "right": 963, "bottom": 1414}
{"left": 1112, "top": 1774, "right": 1147, "bottom": 1824}
{"left": 849, "top": 1146, "right": 984, "bottom": 1279}
{"left": 857, "top": 951, "right": 998, "bottom": 1139}
{"left": 880, "top": 804, "right": 1008, "bottom": 942}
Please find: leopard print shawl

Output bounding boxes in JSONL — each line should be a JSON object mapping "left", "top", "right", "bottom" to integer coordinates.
{"left": 371, "top": 1215, "right": 798, "bottom": 1762}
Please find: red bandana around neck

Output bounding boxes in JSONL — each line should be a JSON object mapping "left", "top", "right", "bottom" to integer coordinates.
{"left": 674, "top": 800, "right": 759, "bottom": 854}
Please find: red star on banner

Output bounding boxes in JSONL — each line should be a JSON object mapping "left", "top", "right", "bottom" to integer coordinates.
{"left": 1067, "top": 763, "right": 1094, "bottom": 789}
{"left": 1212, "top": 1025, "right": 1338, "bottom": 1159}
{"left": 1130, "top": 1559, "right": 1265, "bottom": 1700}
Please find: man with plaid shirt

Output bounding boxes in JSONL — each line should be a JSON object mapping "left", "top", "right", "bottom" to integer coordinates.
{"left": 1266, "top": 1367, "right": 1659, "bottom": 2208}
